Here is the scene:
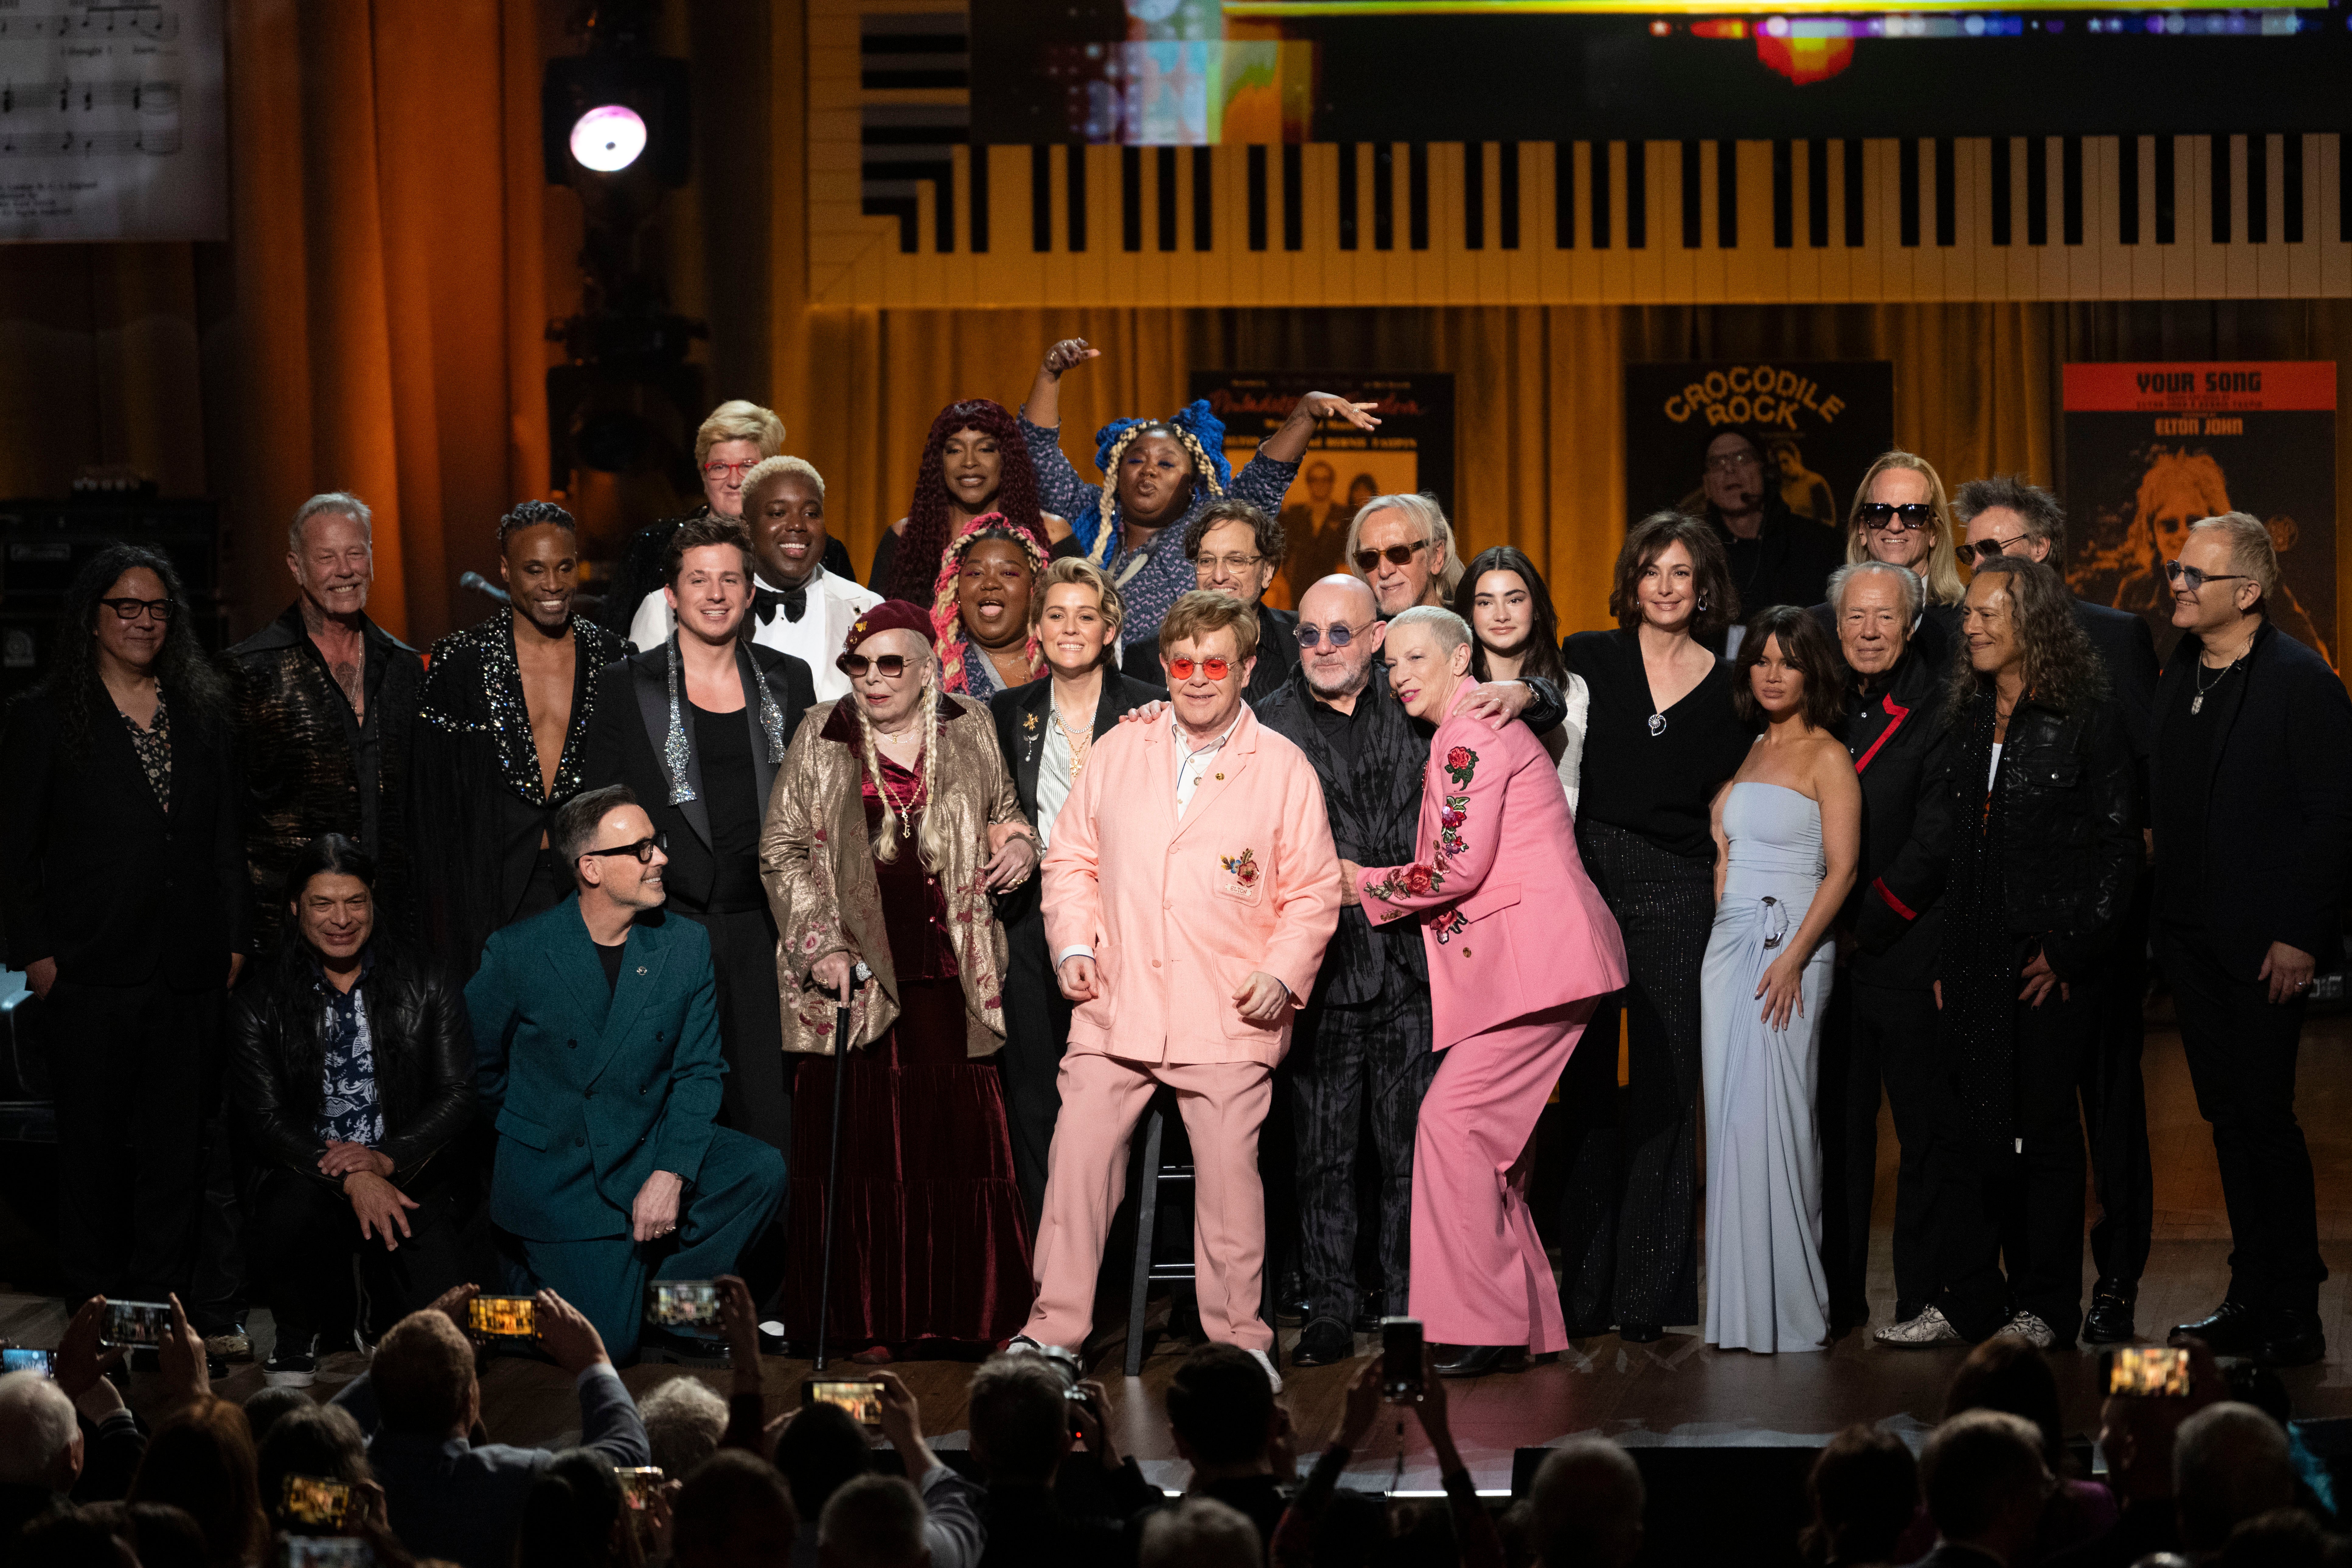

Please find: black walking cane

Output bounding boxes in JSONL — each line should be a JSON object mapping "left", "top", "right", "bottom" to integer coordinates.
{"left": 811, "top": 995, "right": 854, "bottom": 1372}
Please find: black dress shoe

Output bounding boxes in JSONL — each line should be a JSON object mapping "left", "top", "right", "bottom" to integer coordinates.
{"left": 1354, "top": 1290, "right": 1387, "bottom": 1334}
{"left": 1618, "top": 1322, "right": 1664, "bottom": 1344}
{"left": 1434, "top": 1343, "right": 1529, "bottom": 1378}
{"left": 1292, "top": 1318, "right": 1354, "bottom": 1367}
{"left": 2082, "top": 1290, "right": 2137, "bottom": 1345}
{"left": 2257, "top": 1308, "right": 2327, "bottom": 1369}
{"left": 2171, "top": 1300, "right": 2267, "bottom": 1356}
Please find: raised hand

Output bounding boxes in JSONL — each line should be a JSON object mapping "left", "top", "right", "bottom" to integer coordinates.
{"left": 1041, "top": 339, "right": 1100, "bottom": 378}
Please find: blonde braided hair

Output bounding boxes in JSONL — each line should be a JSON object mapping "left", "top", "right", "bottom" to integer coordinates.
{"left": 1088, "top": 424, "right": 1227, "bottom": 566}
{"left": 853, "top": 663, "right": 947, "bottom": 872}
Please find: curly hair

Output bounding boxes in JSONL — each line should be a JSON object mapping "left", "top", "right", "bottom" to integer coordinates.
{"left": 933, "top": 515, "right": 1048, "bottom": 694}
{"left": 1942, "top": 555, "right": 2108, "bottom": 725}
{"left": 1091, "top": 422, "right": 1224, "bottom": 566}
{"left": 42, "top": 542, "right": 229, "bottom": 763}
{"left": 892, "top": 399, "right": 1047, "bottom": 604}
{"left": 1734, "top": 604, "right": 1846, "bottom": 731}
{"left": 1454, "top": 545, "right": 1566, "bottom": 687}
{"left": 1609, "top": 510, "right": 1738, "bottom": 647}
{"left": 497, "top": 499, "right": 576, "bottom": 552}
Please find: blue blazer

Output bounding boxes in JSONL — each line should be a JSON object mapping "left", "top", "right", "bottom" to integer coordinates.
{"left": 465, "top": 899, "right": 727, "bottom": 1242}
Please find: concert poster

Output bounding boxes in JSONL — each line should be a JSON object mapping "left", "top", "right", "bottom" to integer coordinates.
{"left": 2062, "top": 362, "right": 2337, "bottom": 667}
{"left": 1188, "top": 371, "right": 1454, "bottom": 610}
{"left": 1624, "top": 360, "right": 1895, "bottom": 541}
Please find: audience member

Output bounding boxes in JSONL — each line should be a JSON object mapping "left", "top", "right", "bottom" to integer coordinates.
{"left": 1913, "top": 1410, "right": 2055, "bottom": 1568}
{"left": 125, "top": 1396, "right": 268, "bottom": 1568}
{"left": 1693, "top": 426, "right": 1844, "bottom": 651}
{"left": 1142, "top": 1496, "right": 1263, "bottom": 1568}
{"left": 255, "top": 1403, "right": 378, "bottom": 1532}
{"left": 1164, "top": 1343, "right": 1293, "bottom": 1544}
{"left": 603, "top": 397, "right": 791, "bottom": 639}
{"left": 2177, "top": 1405, "right": 2300, "bottom": 1556}
{"left": 822, "top": 1473, "right": 930, "bottom": 1568}
{"left": 516, "top": 1447, "right": 636, "bottom": 1568}
{"left": 16, "top": 1510, "right": 140, "bottom": 1568}
{"left": 774, "top": 1402, "right": 874, "bottom": 1548}
{"left": 1800, "top": 1425, "right": 1916, "bottom": 1568}
{"left": 2, "top": 1294, "right": 192, "bottom": 1535}
{"left": 1346, "top": 491, "right": 1459, "bottom": 617}
{"left": 673, "top": 1449, "right": 799, "bottom": 1568}
{"left": 640, "top": 1376, "right": 730, "bottom": 1480}
{"left": 330, "top": 1288, "right": 650, "bottom": 1568}
{"left": 967, "top": 1353, "right": 1157, "bottom": 1568}
{"left": 2218, "top": 1508, "right": 2340, "bottom": 1568}
{"left": 1275, "top": 1354, "right": 1503, "bottom": 1568}
{"left": 1943, "top": 1334, "right": 2117, "bottom": 1556}
{"left": 881, "top": 397, "right": 1072, "bottom": 603}
{"left": 241, "top": 1386, "right": 312, "bottom": 1448}
{"left": 77, "top": 1501, "right": 210, "bottom": 1568}
{"left": 2046, "top": 1343, "right": 2229, "bottom": 1568}
{"left": 1527, "top": 1437, "right": 1644, "bottom": 1568}
{"left": 0, "top": 1373, "right": 88, "bottom": 1539}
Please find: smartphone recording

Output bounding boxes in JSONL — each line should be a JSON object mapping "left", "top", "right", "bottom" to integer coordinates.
{"left": 0, "top": 1347, "right": 56, "bottom": 1377}
{"left": 803, "top": 1378, "right": 885, "bottom": 1426}
{"left": 646, "top": 1281, "right": 721, "bottom": 1329}
{"left": 281, "top": 1474, "right": 353, "bottom": 1529}
{"left": 467, "top": 1296, "right": 538, "bottom": 1339}
{"left": 2103, "top": 1344, "right": 2193, "bottom": 1398}
{"left": 101, "top": 1300, "right": 172, "bottom": 1347}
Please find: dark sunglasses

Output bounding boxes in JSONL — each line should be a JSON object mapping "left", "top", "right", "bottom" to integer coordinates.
{"left": 1857, "top": 502, "right": 1938, "bottom": 532}
{"left": 836, "top": 652, "right": 912, "bottom": 679}
{"left": 1166, "top": 656, "right": 1234, "bottom": 681}
{"left": 1965, "top": 533, "right": 2031, "bottom": 563}
{"left": 1295, "top": 622, "right": 1367, "bottom": 649}
{"left": 583, "top": 832, "right": 668, "bottom": 865}
{"left": 2163, "top": 560, "right": 2253, "bottom": 592}
{"left": 98, "top": 596, "right": 176, "bottom": 622}
{"left": 1353, "top": 538, "right": 1429, "bottom": 573}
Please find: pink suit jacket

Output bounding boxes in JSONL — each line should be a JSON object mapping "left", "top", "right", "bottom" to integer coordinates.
{"left": 1042, "top": 704, "right": 1342, "bottom": 1066}
{"left": 1359, "top": 684, "right": 1628, "bottom": 1049}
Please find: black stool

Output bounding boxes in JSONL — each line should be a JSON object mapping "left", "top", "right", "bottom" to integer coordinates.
{"left": 1122, "top": 1089, "right": 1280, "bottom": 1376}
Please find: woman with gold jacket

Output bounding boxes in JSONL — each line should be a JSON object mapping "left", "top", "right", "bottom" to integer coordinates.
{"left": 760, "top": 598, "right": 1040, "bottom": 1358}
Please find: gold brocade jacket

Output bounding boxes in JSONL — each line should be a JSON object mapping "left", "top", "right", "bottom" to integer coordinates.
{"left": 759, "top": 694, "right": 1030, "bottom": 1059}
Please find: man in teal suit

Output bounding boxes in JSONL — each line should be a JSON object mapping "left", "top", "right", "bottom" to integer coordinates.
{"left": 466, "top": 783, "right": 787, "bottom": 1359}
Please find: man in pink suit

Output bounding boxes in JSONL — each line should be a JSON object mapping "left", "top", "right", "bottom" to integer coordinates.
{"left": 1356, "top": 607, "right": 1629, "bottom": 1376}
{"left": 1019, "top": 590, "right": 1342, "bottom": 1385}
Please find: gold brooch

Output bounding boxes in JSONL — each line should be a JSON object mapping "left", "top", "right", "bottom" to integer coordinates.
{"left": 1022, "top": 713, "right": 1040, "bottom": 733}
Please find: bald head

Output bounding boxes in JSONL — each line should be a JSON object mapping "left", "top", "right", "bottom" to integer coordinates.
{"left": 1296, "top": 573, "right": 1386, "bottom": 702}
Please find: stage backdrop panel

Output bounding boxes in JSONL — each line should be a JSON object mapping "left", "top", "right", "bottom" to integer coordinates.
{"left": 2063, "top": 361, "right": 2336, "bottom": 666}
{"left": 1189, "top": 370, "right": 1455, "bottom": 609}
{"left": 1626, "top": 360, "right": 1894, "bottom": 543}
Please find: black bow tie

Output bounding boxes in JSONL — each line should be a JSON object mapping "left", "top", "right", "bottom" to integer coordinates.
{"left": 754, "top": 583, "right": 809, "bottom": 625}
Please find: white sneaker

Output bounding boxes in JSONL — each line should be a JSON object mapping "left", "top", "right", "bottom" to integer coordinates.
{"left": 1245, "top": 1346, "right": 1283, "bottom": 1394}
{"left": 2003, "top": 1310, "right": 2058, "bottom": 1349}
{"left": 1874, "top": 1305, "right": 1964, "bottom": 1348}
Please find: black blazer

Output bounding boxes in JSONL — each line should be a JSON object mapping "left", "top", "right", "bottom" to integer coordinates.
{"left": 1122, "top": 603, "right": 1302, "bottom": 709}
{"left": 990, "top": 670, "right": 1161, "bottom": 932}
{"left": 1842, "top": 648, "right": 1954, "bottom": 991}
{"left": 0, "top": 682, "right": 252, "bottom": 988}
{"left": 579, "top": 641, "right": 817, "bottom": 912}
{"left": 2152, "top": 620, "right": 2352, "bottom": 979}
{"left": 2073, "top": 597, "right": 2161, "bottom": 811}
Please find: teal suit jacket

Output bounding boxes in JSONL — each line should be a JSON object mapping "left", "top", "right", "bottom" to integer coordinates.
{"left": 465, "top": 899, "right": 728, "bottom": 1242}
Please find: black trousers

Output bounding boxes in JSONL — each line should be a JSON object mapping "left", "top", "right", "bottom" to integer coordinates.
{"left": 1819, "top": 976, "right": 1940, "bottom": 1324}
{"left": 2162, "top": 924, "right": 2325, "bottom": 1313}
{"left": 1290, "top": 979, "right": 1440, "bottom": 1328}
{"left": 1554, "top": 821, "right": 1712, "bottom": 1330}
{"left": 2080, "top": 868, "right": 2154, "bottom": 1295}
{"left": 251, "top": 1164, "right": 478, "bottom": 1345}
{"left": 999, "top": 899, "right": 1071, "bottom": 1233}
{"left": 46, "top": 976, "right": 217, "bottom": 1308}
{"left": 1930, "top": 977, "right": 2097, "bottom": 1344}
{"left": 671, "top": 903, "right": 791, "bottom": 1157}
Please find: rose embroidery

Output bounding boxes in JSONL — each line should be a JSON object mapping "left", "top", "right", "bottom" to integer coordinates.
{"left": 1220, "top": 848, "right": 1260, "bottom": 888}
{"left": 1433, "top": 910, "right": 1468, "bottom": 945}
{"left": 1364, "top": 860, "right": 1446, "bottom": 906}
{"left": 1443, "top": 746, "right": 1477, "bottom": 787}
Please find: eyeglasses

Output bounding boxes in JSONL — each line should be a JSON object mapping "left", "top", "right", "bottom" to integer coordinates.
{"left": 1353, "top": 539, "right": 1429, "bottom": 573}
{"left": 1705, "top": 450, "right": 1763, "bottom": 473}
{"left": 1965, "top": 533, "right": 2031, "bottom": 563}
{"left": 1295, "top": 622, "right": 1369, "bottom": 649}
{"left": 583, "top": 832, "right": 668, "bottom": 864}
{"left": 1166, "top": 656, "right": 1234, "bottom": 681}
{"left": 1858, "top": 502, "right": 1938, "bottom": 532}
{"left": 701, "top": 460, "right": 761, "bottom": 480}
{"left": 97, "top": 596, "right": 175, "bottom": 622}
{"left": 1195, "top": 553, "right": 1264, "bottom": 577}
{"left": 836, "top": 652, "right": 913, "bottom": 679}
{"left": 2163, "top": 560, "right": 2254, "bottom": 592}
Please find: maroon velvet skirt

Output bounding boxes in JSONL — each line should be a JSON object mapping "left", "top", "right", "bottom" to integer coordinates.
{"left": 783, "top": 978, "right": 1035, "bottom": 1350}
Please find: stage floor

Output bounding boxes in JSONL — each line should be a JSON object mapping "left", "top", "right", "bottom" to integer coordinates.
{"left": 7, "top": 1006, "right": 2352, "bottom": 1495}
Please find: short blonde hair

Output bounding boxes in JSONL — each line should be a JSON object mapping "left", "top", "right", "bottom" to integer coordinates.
{"left": 1157, "top": 589, "right": 1260, "bottom": 663}
{"left": 740, "top": 455, "right": 825, "bottom": 506}
{"left": 1848, "top": 450, "right": 1966, "bottom": 608}
{"left": 2187, "top": 510, "right": 2279, "bottom": 601}
{"left": 695, "top": 400, "right": 787, "bottom": 466}
{"left": 1345, "top": 492, "right": 1463, "bottom": 598}
{"left": 1030, "top": 557, "right": 1125, "bottom": 638}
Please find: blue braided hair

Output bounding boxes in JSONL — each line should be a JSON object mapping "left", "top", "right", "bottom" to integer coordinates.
{"left": 1082, "top": 399, "right": 1232, "bottom": 564}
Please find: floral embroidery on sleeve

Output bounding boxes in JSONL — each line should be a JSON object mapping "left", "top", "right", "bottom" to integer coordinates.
{"left": 1437, "top": 745, "right": 1477, "bottom": 860}
{"left": 1365, "top": 861, "right": 1443, "bottom": 905}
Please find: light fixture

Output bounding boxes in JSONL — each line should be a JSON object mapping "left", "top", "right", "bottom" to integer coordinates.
{"left": 569, "top": 104, "right": 648, "bottom": 173}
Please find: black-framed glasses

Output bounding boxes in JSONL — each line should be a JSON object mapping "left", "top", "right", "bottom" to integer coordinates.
{"left": 1296, "top": 622, "right": 1369, "bottom": 649}
{"left": 1858, "top": 502, "right": 1938, "bottom": 533}
{"left": 836, "top": 652, "right": 912, "bottom": 679}
{"left": 583, "top": 833, "right": 668, "bottom": 864}
{"left": 1166, "top": 656, "right": 1233, "bottom": 681}
{"left": 1965, "top": 534, "right": 2031, "bottom": 563}
{"left": 2163, "top": 560, "right": 2253, "bottom": 592}
{"left": 97, "top": 596, "right": 175, "bottom": 622}
{"left": 1353, "top": 539, "right": 1429, "bottom": 573}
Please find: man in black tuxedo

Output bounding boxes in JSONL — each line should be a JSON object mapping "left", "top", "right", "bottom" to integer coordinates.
{"left": 1820, "top": 561, "right": 1952, "bottom": 1336}
{"left": 2153, "top": 514, "right": 2352, "bottom": 1368}
{"left": 1955, "top": 475, "right": 2161, "bottom": 1345}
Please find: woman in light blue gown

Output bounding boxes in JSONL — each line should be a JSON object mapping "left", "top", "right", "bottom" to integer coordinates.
{"left": 1702, "top": 606, "right": 1861, "bottom": 1354}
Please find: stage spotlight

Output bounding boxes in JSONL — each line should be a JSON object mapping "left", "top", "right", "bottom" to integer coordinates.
{"left": 569, "top": 104, "right": 647, "bottom": 174}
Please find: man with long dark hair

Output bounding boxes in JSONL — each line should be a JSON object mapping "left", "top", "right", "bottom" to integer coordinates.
{"left": 0, "top": 544, "right": 251, "bottom": 1321}
{"left": 228, "top": 835, "right": 477, "bottom": 1385}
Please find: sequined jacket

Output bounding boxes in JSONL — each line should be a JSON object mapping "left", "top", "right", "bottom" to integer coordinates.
{"left": 759, "top": 695, "right": 1029, "bottom": 1059}
{"left": 413, "top": 609, "right": 626, "bottom": 975}
{"left": 229, "top": 604, "right": 424, "bottom": 950}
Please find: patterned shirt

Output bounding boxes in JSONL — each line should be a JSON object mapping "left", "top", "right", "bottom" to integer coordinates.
{"left": 122, "top": 694, "right": 170, "bottom": 811}
{"left": 314, "top": 950, "right": 385, "bottom": 1146}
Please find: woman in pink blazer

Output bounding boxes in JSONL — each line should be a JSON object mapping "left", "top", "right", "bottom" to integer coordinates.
{"left": 1357, "top": 607, "right": 1628, "bottom": 1375}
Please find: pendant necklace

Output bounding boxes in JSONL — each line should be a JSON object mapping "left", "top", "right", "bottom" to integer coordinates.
{"left": 1647, "top": 712, "right": 1668, "bottom": 737}
{"left": 2191, "top": 657, "right": 2239, "bottom": 715}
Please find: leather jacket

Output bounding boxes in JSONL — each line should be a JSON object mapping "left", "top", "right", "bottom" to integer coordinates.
{"left": 228, "top": 940, "right": 475, "bottom": 1190}
{"left": 1972, "top": 692, "right": 2141, "bottom": 980}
